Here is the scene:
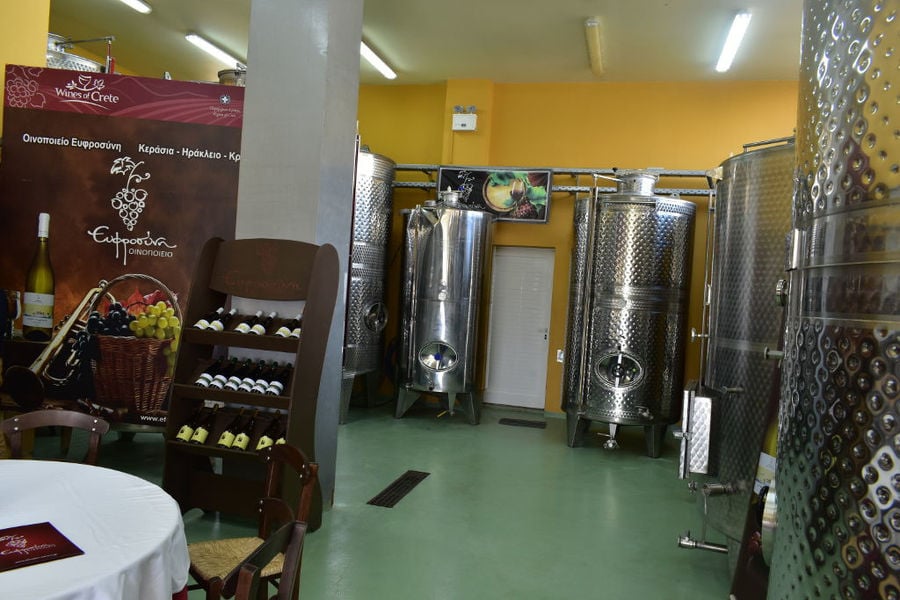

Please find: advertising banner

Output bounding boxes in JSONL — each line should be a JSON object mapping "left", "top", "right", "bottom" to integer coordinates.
{"left": 437, "top": 166, "right": 552, "bottom": 222}
{"left": 0, "top": 65, "right": 243, "bottom": 425}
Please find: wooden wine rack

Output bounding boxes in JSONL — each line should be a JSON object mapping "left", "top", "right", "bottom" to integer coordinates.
{"left": 162, "top": 237, "right": 338, "bottom": 530}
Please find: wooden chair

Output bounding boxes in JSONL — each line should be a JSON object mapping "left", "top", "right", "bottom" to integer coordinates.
{"left": 0, "top": 408, "right": 110, "bottom": 464}
{"left": 233, "top": 503, "right": 308, "bottom": 600}
{"left": 187, "top": 444, "right": 318, "bottom": 600}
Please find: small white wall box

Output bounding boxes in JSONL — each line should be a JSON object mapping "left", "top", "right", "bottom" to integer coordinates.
{"left": 452, "top": 113, "right": 477, "bottom": 131}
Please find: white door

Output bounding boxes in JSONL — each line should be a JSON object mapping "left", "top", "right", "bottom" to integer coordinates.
{"left": 484, "top": 246, "right": 554, "bottom": 409}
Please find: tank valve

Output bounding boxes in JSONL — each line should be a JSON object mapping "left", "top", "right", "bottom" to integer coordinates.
{"left": 774, "top": 279, "right": 789, "bottom": 306}
{"left": 763, "top": 347, "right": 784, "bottom": 361}
{"left": 702, "top": 482, "right": 736, "bottom": 496}
{"left": 690, "top": 328, "right": 708, "bottom": 342}
{"left": 677, "top": 532, "right": 728, "bottom": 554}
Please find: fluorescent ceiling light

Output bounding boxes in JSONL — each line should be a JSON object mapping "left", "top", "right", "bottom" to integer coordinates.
{"left": 715, "top": 12, "right": 752, "bottom": 73}
{"left": 185, "top": 33, "right": 243, "bottom": 69}
{"left": 360, "top": 41, "right": 396, "bottom": 80}
{"left": 117, "top": 0, "right": 152, "bottom": 14}
{"left": 584, "top": 17, "right": 604, "bottom": 77}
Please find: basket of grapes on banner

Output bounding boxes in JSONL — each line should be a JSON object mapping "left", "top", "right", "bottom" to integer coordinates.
{"left": 84, "top": 274, "right": 181, "bottom": 414}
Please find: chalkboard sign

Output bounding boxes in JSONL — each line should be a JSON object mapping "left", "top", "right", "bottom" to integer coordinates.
{"left": 437, "top": 166, "right": 552, "bottom": 222}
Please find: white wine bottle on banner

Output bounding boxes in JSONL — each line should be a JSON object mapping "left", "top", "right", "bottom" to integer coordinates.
{"left": 22, "top": 212, "right": 55, "bottom": 341}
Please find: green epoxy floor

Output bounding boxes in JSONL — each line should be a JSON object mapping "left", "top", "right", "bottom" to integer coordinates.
{"left": 42, "top": 403, "right": 733, "bottom": 599}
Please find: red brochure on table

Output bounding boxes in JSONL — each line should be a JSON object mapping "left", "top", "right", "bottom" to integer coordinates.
{"left": 0, "top": 522, "right": 84, "bottom": 572}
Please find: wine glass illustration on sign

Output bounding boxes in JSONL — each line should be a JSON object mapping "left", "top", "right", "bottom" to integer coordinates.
{"left": 109, "top": 157, "right": 151, "bottom": 231}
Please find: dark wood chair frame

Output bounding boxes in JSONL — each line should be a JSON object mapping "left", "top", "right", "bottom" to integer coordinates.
{"left": 233, "top": 500, "right": 307, "bottom": 600}
{"left": 0, "top": 408, "right": 110, "bottom": 464}
{"left": 187, "top": 443, "right": 318, "bottom": 600}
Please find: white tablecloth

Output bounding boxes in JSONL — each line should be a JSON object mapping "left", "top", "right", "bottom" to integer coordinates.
{"left": 0, "top": 460, "right": 189, "bottom": 600}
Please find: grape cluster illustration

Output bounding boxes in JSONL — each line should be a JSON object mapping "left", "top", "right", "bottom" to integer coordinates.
{"left": 110, "top": 157, "right": 151, "bottom": 231}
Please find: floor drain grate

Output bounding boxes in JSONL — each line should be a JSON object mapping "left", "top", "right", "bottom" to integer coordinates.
{"left": 367, "top": 470, "right": 430, "bottom": 508}
{"left": 498, "top": 418, "right": 547, "bottom": 429}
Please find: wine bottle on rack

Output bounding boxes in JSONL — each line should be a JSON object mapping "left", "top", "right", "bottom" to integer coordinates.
{"left": 250, "top": 311, "right": 277, "bottom": 335}
{"left": 223, "top": 358, "right": 255, "bottom": 391}
{"left": 22, "top": 212, "right": 55, "bottom": 341}
{"left": 193, "top": 307, "right": 224, "bottom": 330}
{"left": 274, "top": 313, "right": 302, "bottom": 338}
{"left": 207, "top": 308, "right": 237, "bottom": 332}
{"left": 250, "top": 361, "right": 278, "bottom": 394}
{"left": 255, "top": 413, "right": 284, "bottom": 451}
{"left": 237, "top": 360, "right": 269, "bottom": 393}
{"left": 233, "top": 310, "right": 262, "bottom": 334}
{"left": 175, "top": 407, "right": 204, "bottom": 442}
{"left": 265, "top": 363, "right": 294, "bottom": 396}
{"left": 216, "top": 408, "right": 246, "bottom": 448}
{"left": 208, "top": 357, "right": 239, "bottom": 390}
{"left": 188, "top": 405, "right": 219, "bottom": 444}
{"left": 194, "top": 357, "right": 225, "bottom": 387}
{"left": 231, "top": 409, "right": 259, "bottom": 451}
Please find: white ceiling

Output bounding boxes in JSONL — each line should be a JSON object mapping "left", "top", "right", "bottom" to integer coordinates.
{"left": 48, "top": 0, "right": 803, "bottom": 85}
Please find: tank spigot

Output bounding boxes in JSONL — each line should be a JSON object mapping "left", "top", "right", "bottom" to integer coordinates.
{"left": 763, "top": 347, "right": 784, "bottom": 361}
{"left": 690, "top": 328, "right": 708, "bottom": 342}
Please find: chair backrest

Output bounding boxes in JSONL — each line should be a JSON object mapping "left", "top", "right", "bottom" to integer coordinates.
{"left": 0, "top": 409, "right": 110, "bottom": 464}
{"left": 260, "top": 444, "right": 319, "bottom": 536}
{"left": 229, "top": 498, "right": 308, "bottom": 600}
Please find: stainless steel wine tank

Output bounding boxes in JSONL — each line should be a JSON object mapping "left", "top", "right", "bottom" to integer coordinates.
{"left": 677, "top": 138, "right": 795, "bottom": 571}
{"left": 563, "top": 171, "right": 695, "bottom": 456}
{"left": 340, "top": 149, "right": 395, "bottom": 423}
{"left": 767, "top": 1, "right": 900, "bottom": 597}
{"left": 395, "top": 193, "right": 494, "bottom": 425}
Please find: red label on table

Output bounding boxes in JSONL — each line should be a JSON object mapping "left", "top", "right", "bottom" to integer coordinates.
{"left": 0, "top": 522, "right": 84, "bottom": 572}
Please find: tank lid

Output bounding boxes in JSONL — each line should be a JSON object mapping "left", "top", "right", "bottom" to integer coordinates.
{"left": 438, "top": 187, "right": 461, "bottom": 206}
{"left": 615, "top": 170, "right": 659, "bottom": 196}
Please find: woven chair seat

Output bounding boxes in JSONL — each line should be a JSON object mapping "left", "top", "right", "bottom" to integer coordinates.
{"left": 189, "top": 537, "right": 285, "bottom": 581}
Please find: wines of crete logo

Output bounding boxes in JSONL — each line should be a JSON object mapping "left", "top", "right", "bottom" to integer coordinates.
{"left": 86, "top": 156, "right": 177, "bottom": 266}
{"left": 55, "top": 74, "right": 120, "bottom": 110}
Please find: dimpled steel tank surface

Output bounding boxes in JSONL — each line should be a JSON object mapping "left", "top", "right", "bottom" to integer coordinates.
{"left": 340, "top": 150, "right": 395, "bottom": 423}
{"left": 767, "top": 0, "right": 900, "bottom": 598}
{"left": 563, "top": 171, "right": 695, "bottom": 457}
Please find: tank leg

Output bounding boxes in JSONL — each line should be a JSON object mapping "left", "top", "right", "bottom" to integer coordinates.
{"left": 460, "top": 392, "right": 480, "bottom": 425}
{"left": 566, "top": 413, "right": 590, "bottom": 447}
{"left": 644, "top": 424, "right": 668, "bottom": 458}
{"left": 603, "top": 423, "right": 619, "bottom": 450}
{"left": 395, "top": 388, "right": 419, "bottom": 419}
{"left": 339, "top": 375, "right": 355, "bottom": 424}
{"left": 365, "top": 370, "right": 381, "bottom": 407}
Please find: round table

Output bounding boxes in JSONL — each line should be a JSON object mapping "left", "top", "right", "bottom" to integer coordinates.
{"left": 0, "top": 460, "right": 189, "bottom": 600}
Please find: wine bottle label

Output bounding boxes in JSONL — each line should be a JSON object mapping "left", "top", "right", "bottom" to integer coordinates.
{"left": 265, "top": 381, "right": 285, "bottom": 395}
{"left": 223, "top": 376, "right": 243, "bottom": 391}
{"left": 251, "top": 378, "right": 269, "bottom": 394}
{"left": 273, "top": 326, "right": 291, "bottom": 337}
{"left": 233, "top": 322, "right": 252, "bottom": 333}
{"left": 217, "top": 430, "right": 236, "bottom": 447}
{"left": 22, "top": 292, "right": 55, "bottom": 328}
{"left": 209, "top": 374, "right": 229, "bottom": 389}
{"left": 232, "top": 433, "right": 250, "bottom": 450}
{"left": 255, "top": 435, "right": 274, "bottom": 451}
{"left": 190, "top": 427, "right": 210, "bottom": 444}
{"left": 237, "top": 377, "right": 257, "bottom": 392}
{"left": 275, "top": 437, "right": 286, "bottom": 445}
{"left": 194, "top": 373, "right": 214, "bottom": 386}
{"left": 193, "top": 318, "right": 211, "bottom": 329}
{"left": 207, "top": 320, "right": 225, "bottom": 331}
{"left": 249, "top": 323, "right": 267, "bottom": 335}
{"left": 289, "top": 327, "right": 302, "bottom": 338}
{"left": 176, "top": 424, "right": 195, "bottom": 441}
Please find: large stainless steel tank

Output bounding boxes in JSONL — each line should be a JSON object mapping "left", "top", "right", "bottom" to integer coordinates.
{"left": 676, "top": 138, "right": 795, "bottom": 570}
{"left": 340, "top": 149, "right": 395, "bottom": 423}
{"left": 564, "top": 171, "right": 695, "bottom": 456}
{"left": 767, "top": 1, "right": 900, "bottom": 597}
{"left": 395, "top": 192, "right": 494, "bottom": 425}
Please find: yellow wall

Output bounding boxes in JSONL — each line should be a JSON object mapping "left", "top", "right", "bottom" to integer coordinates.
{"left": 0, "top": 0, "right": 51, "bottom": 138}
{"left": 358, "top": 79, "right": 799, "bottom": 413}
